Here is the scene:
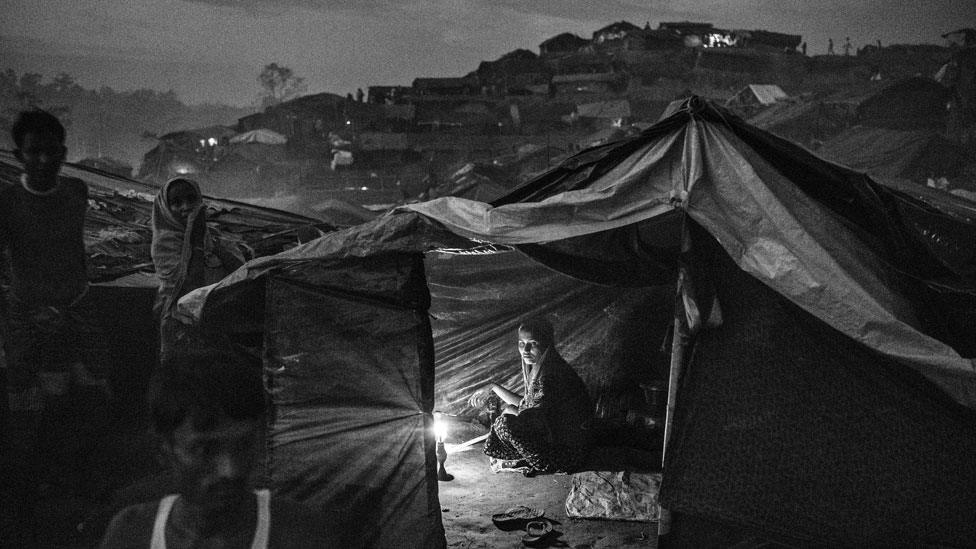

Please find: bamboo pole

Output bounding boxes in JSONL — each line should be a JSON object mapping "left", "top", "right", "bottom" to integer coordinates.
{"left": 658, "top": 212, "right": 693, "bottom": 539}
{"left": 657, "top": 274, "right": 690, "bottom": 538}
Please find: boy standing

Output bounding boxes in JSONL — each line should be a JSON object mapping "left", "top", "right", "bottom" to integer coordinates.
{"left": 1, "top": 110, "right": 90, "bottom": 427}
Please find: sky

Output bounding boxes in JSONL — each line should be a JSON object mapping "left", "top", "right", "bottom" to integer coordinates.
{"left": 1, "top": 0, "right": 971, "bottom": 107}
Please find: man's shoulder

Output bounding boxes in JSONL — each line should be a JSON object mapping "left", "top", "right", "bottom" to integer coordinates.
{"left": 97, "top": 501, "right": 159, "bottom": 548}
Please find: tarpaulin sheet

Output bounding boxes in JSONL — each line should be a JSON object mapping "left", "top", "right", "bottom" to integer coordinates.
{"left": 426, "top": 250, "right": 672, "bottom": 416}
{"left": 818, "top": 125, "right": 969, "bottom": 179}
{"left": 263, "top": 255, "right": 444, "bottom": 549}
{"left": 176, "top": 212, "right": 471, "bottom": 325}
{"left": 684, "top": 121, "right": 976, "bottom": 408}
{"left": 400, "top": 102, "right": 976, "bottom": 410}
{"left": 660, "top": 237, "right": 976, "bottom": 546}
{"left": 564, "top": 471, "right": 661, "bottom": 521}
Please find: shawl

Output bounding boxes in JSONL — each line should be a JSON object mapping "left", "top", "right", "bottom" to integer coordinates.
{"left": 518, "top": 347, "right": 592, "bottom": 448}
{"left": 151, "top": 178, "right": 240, "bottom": 314}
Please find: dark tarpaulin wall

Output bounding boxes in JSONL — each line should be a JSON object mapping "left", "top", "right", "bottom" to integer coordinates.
{"left": 660, "top": 233, "right": 976, "bottom": 547}
{"left": 262, "top": 253, "right": 445, "bottom": 549}
{"left": 425, "top": 249, "right": 673, "bottom": 418}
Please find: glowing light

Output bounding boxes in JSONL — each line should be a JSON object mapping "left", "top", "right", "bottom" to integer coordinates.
{"left": 171, "top": 162, "right": 197, "bottom": 175}
{"left": 433, "top": 411, "right": 448, "bottom": 442}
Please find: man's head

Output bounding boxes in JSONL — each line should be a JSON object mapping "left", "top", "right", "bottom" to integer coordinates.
{"left": 149, "top": 351, "right": 265, "bottom": 516}
{"left": 12, "top": 110, "right": 67, "bottom": 189}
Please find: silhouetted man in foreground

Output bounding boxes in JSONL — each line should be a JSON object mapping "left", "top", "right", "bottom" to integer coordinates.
{"left": 98, "top": 351, "right": 341, "bottom": 548}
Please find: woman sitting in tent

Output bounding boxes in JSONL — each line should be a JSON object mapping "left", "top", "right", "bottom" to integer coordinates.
{"left": 151, "top": 177, "right": 245, "bottom": 360}
{"left": 480, "top": 316, "right": 592, "bottom": 476}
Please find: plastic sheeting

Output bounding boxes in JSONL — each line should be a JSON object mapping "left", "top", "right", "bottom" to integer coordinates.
{"left": 660, "top": 238, "right": 976, "bottom": 546}
{"left": 426, "top": 250, "right": 672, "bottom": 416}
{"left": 564, "top": 471, "right": 661, "bottom": 521}
{"left": 229, "top": 128, "right": 287, "bottom": 145}
{"left": 402, "top": 101, "right": 976, "bottom": 410}
{"left": 263, "top": 255, "right": 444, "bottom": 549}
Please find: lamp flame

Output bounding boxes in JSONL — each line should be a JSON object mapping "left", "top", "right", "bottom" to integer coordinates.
{"left": 433, "top": 411, "right": 448, "bottom": 442}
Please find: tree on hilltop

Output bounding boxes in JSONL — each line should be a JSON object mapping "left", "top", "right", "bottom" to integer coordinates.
{"left": 258, "top": 63, "right": 307, "bottom": 108}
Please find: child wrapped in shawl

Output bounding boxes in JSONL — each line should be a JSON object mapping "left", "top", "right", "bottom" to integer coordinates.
{"left": 150, "top": 178, "right": 244, "bottom": 359}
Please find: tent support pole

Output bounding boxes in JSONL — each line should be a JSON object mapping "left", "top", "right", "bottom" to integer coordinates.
{"left": 659, "top": 211, "right": 693, "bottom": 539}
{"left": 657, "top": 290, "right": 689, "bottom": 538}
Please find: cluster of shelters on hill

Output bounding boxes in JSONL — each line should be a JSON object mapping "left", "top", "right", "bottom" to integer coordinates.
{"left": 137, "top": 22, "right": 972, "bottom": 215}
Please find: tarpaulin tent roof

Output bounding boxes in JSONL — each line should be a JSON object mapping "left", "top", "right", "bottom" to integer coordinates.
{"left": 818, "top": 125, "right": 972, "bottom": 181}
{"left": 229, "top": 128, "right": 287, "bottom": 145}
{"left": 178, "top": 97, "right": 976, "bottom": 546}
{"left": 855, "top": 76, "right": 950, "bottom": 129}
{"left": 576, "top": 99, "right": 631, "bottom": 119}
{"left": 726, "top": 84, "right": 788, "bottom": 107}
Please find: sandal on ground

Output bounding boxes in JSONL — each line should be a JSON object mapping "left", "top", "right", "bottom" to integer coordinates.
{"left": 522, "top": 520, "right": 556, "bottom": 547}
{"left": 491, "top": 505, "right": 544, "bottom": 531}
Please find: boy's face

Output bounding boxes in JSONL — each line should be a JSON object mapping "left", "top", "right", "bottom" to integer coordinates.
{"left": 15, "top": 130, "right": 66, "bottom": 186}
{"left": 167, "top": 182, "right": 202, "bottom": 224}
{"left": 163, "top": 413, "right": 259, "bottom": 517}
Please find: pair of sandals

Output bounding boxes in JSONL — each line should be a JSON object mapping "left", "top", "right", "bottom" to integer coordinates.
{"left": 491, "top": 506, "right": 560, "bottom": 547}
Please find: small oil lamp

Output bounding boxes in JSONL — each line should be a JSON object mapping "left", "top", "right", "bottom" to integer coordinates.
{"left": 434, "top": 411, "right": 453, "bottom": 481}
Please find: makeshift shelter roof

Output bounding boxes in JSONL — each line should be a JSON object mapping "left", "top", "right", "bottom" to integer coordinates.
{"left": 160, "top": 125, "right": 236, "bottom": 143}
{"left": 177, "top": 97, "right": 976, "bottom": 547}
{"left": 551, "top": 72, "right": 617, "bottom": 84}
{"left": 727, "top": 84, "right": 788, "bottom": 107}
{"left": 854, "top": 76, "right": 950, "bottom": 129}
{"left": 229, "top": 128, "right": 287, "bottom": 145}
{"left": 576, "top": 99, "right": 632, "bottom": 119}
{"left": 818, "top": 125, "right": 971, "bottom": 181}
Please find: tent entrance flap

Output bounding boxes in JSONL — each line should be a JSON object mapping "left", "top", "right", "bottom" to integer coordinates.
{"left": 263, "top": 255, "right": 445, "bottom": 549}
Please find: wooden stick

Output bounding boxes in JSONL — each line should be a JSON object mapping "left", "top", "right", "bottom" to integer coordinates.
{"left": 450, "top": 433, "right": 489, "bottom": 450}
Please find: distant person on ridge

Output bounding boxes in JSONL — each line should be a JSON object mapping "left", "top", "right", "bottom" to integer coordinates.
{"left": 828, "top": 38, "right": 834, "bottom": 55}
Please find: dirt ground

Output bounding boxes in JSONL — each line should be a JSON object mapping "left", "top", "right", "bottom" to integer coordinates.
{"left": 438, "top": 427, "right": 659, "bottom": 549}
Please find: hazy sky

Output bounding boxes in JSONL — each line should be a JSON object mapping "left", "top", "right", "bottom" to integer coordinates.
{"left": 1, "top": 0, "right": 970, "bottom": 106}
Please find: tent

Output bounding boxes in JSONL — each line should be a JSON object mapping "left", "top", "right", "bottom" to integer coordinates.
{"left": 854, "top": 77, "right": 950, "bottom": 129}
{"left": 176, "top": 97, "right": 976, "bottom": 547}
{"left": 229, "top": 128, "right": 288, "bottom": 145}
{"left": 725, "top": 84, "right": 789, "bottom": 109}
{"left": 818, "top": 125, "right": 972, "bottom": 182}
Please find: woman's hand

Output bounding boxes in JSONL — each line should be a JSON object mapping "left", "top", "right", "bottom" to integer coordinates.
{"left": 501, "top": 404, "right": 519, "bottom": 416}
